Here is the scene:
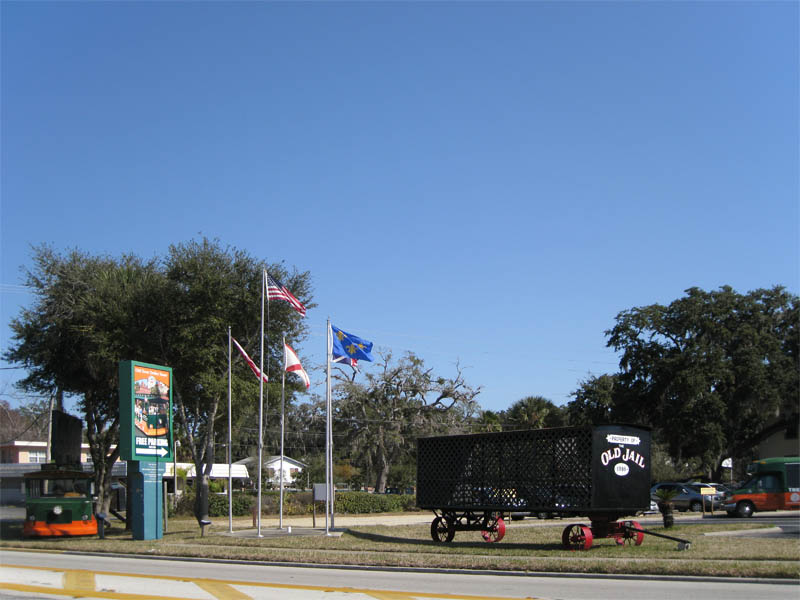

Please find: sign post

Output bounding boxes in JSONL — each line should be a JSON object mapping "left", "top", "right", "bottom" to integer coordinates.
{"left": 699, "top": 486, "right": 716, "bottom": 516}
{"left": 119, "top": 361, "right": 173, "bottom": 540}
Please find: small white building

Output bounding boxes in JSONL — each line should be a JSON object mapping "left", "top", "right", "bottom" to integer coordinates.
{"left": 164, "top": 462, "right": 249, "bottom": 480}
{"left": 235, "top": 455, "right": 306, "bottom": 488}
{"left": 162, "top": 462, "right": 251, "bottom": 495}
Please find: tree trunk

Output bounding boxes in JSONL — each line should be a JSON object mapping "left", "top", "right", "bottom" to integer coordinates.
{"left": 193, "top": 416, "right": 216, "bottom": 526}
{"left": 374, "top": 429, "right": 390, "bottom": 493}
{"left": 176, "top": 390, "right": 219, "bottom": 528}
{"left": 194, "top": 474, "right": 210, "bottom": 525}
{"left": 83, "top": 395, "right": 120, "bottom": 522}
{"left": 374, "top": 462, "right": 390, "bottom": 494}
{"left": 658, "top": 501, "right": 675, "bottom": 528}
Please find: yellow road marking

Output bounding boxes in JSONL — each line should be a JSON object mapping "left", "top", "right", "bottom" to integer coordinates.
{"left": 365, "top": 592, "right": 418, "bottom": 600}
{"left": 2, "top": 563, "right": 538, "bottom": 600}
{"left": 195, "top": 580, "right": 253, "bottom": 600}
{"left": 1, "top": 583, "right": 193, "bottom": 600}
{"left": 64, "top": 568, "right": 96, "bottom": 592}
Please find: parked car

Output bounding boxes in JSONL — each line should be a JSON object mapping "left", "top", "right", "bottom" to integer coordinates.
{"left": 685, "top": 483, "right": 726, "bottom": 510}
{"left": 638, "top": 499, "right": 659, "bottom": 515}
{"left": 688, "top": 481, "right": 734, "bottom": 495}
{"left": 650, "top": 482, "right": 723, "bottom": 512}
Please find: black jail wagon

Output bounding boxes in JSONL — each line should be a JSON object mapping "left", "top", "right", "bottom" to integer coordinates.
{"left": 417, "top": 424, "right": 651, "bottom": 549}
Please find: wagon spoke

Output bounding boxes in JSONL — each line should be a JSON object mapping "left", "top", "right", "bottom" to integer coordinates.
{"left": 562, "top": 523, "right": 593, "bottom": 550}
{"left": 430, "top": 516, "right": 455, "bottom": 543}
{"left": 623, "top": 520, "right": 644, "bottom": 546}
{"left": 480, "top": 514, "right": 506, "bottom": 543}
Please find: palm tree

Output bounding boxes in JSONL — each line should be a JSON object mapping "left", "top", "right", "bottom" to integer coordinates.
{"left": 505, "top": 396, "right": 565, "bottom": 430}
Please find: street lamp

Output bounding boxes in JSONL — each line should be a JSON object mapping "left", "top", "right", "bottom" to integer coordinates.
{"left": 173, "top": 439, "right": 180, "bottom": 508}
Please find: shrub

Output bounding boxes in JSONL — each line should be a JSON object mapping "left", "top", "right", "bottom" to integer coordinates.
{"left": 335, "top": 492, "right": 417, "bottom": 514}
{"left": 173, "top": 489, "right": 418, "bottom": 517}
{"left": 174, "top": 490, "right": 253, "bottom": 517}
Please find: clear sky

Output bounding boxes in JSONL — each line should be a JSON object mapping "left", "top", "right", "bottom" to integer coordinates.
{"left": 1, "top": 1, "right": 798, "bottom": 414}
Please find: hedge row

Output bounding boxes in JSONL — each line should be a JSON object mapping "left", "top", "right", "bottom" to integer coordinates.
{"left": 173, "top": 490, "right": 417, "bottom": 517}
{"left": 335, "top": 491, "right": 417, "bottom": 514}
{"left": 174, "top": 491, "right": 253, "bottom": 517}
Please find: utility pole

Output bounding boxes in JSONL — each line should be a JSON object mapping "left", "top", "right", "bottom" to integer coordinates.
{"left": 45, "top": 392, "right": 55, "bottom": 463}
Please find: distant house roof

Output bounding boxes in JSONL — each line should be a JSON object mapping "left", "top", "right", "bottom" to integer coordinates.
{"left": 0, "top": 461, "right": 127, "bottom": 478}
{"left": 234, "top": 455, "right": 306, "bottom": 469}
{"left": 0, "top": 441, "right": 108, "bottom": 450}
{"left": 1, "top": 441, "right": 48, "bottom": 448}
{"left": 175, "top": 462, "right": 249, "bottom": 479}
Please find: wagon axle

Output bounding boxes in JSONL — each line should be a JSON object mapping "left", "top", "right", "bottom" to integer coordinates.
{"left": 430, "top": 511, "right": 506, "bottom": 543}
{"left": 561, "top": 519, "right": 644, "bottom": 550}
{"left": 561, "top": 519, "right": 691, "bottom": 550}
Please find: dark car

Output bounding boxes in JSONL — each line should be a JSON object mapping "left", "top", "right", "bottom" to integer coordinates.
{"left": 650, "top": 482, "right": 723, "bottom": 512}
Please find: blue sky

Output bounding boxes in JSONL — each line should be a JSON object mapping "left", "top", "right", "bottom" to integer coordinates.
{"left": 2, "top": 1, "right": 798, "bottom": 414}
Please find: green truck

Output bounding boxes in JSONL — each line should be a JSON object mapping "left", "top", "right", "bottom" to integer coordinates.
{"left": 723, "top": 457, "right": 800, "bottom": 517}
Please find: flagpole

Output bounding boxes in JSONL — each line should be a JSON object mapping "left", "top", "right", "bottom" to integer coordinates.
{"left": 329, "top": 362, "right": 335, "bottom": 531}
{"left": 326, "top": 318, "right": 336, "bottom": 529}
{"left": 227, "top": 326, "right": 233, "bottom": 534}
{"left": 279, "top": 336, "right": 286, "bottom": 530}
{"left": 265, "top": 270, "right": 271, "bottom": 499}
{"left": 326, "top": 318, "right": 333, "bottom": 534}
{"left": 257, "top": 270, "right": 265, "bottom": 537}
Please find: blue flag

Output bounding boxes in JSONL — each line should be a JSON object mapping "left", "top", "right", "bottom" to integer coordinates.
{"left": 331, "top": 325, "right": 374, "bottom": 363}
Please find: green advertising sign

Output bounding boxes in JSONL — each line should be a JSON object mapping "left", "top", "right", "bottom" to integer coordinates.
{"left": 119, "top": 360, "right": 173, "bottom": 462}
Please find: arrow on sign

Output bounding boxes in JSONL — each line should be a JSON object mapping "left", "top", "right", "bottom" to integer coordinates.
{"left": 137, "top": 447, "right": 168, "bottom": 457}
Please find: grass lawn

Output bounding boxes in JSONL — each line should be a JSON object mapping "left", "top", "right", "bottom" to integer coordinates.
{"left": 2, "top": 515, "right": 798, "bottom": 579}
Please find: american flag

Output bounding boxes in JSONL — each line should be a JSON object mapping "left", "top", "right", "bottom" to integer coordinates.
{"left": 266, "top": 271, "right": 306, "bottom": 317}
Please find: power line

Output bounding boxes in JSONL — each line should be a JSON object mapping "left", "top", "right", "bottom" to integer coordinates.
{"left": 0, "top": 284, "right": 32, "bottom": 294}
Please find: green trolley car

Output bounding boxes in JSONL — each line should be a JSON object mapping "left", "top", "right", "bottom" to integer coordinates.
{"left": 23, "top": 467, "right": 97, "bottom": 537}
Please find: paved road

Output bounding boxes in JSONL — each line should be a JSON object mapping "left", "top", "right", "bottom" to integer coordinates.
{"left": 1, "top": 508, "right": 797, "bottom": 600}
{"left": 1, "top": 550, "right": 797, "bottom": 600}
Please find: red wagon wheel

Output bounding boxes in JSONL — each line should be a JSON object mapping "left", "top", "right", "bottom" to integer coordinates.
{"left": 622, "top": 520, "right": 644, "bottom": 546}
{"left": 430, "top": 516, "right": 455, "bottom": 543}
{"left": 562, "top": 523, "right": 593, "bottom": 550}
{"left": 480, "top": 515, "right": 506, "bottom": 543}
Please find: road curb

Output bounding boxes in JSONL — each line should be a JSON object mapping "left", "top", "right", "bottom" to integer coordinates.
{"left": 3, "top": 547, "right": 798, "bottom": 586}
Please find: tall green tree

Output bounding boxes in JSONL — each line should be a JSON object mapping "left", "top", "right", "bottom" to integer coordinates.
{"left": 5, "top": 246, "right": 162, "bottom": 513}
{"left": 471, "top": 409, "right": 504, "bottom": 433}
{"left": 605, "top": 286, "right": 798, "bottom": 478}
{"left": 504, "top": 395, "right": 566, "bottom": 430}
{"left": 4, "top": 240, "right": 315, "bottom": 522}
{"left": 153, "top": 239, "right": 313, "bottom": 525}
{"left": 567, "top": 374, "right": 619, "bottom": 426}
{"left": 333, "top": 352, "right": 480, "bottom": 492}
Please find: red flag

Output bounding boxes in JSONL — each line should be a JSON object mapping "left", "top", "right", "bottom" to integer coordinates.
{"left": 284, "top": 343, "right": 310, "bottom": 389}
{"left": 232, "top": 337, "right": 268, "bottom": 383}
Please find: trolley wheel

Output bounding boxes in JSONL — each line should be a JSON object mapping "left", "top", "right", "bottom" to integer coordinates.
{"left": 562, "top": 523, "right": 593, "bottom": 550}
{"left": 480, "top": 515, "right": 506, "bottom": 543}
{"left": 622, "top": 520, "right": 644, "bottom": 546}
{"left": 431, "top": 516, "right": 455, "bottom": 543}
{"left": 736, "top": 501, "right": 754, "bottom": 518}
